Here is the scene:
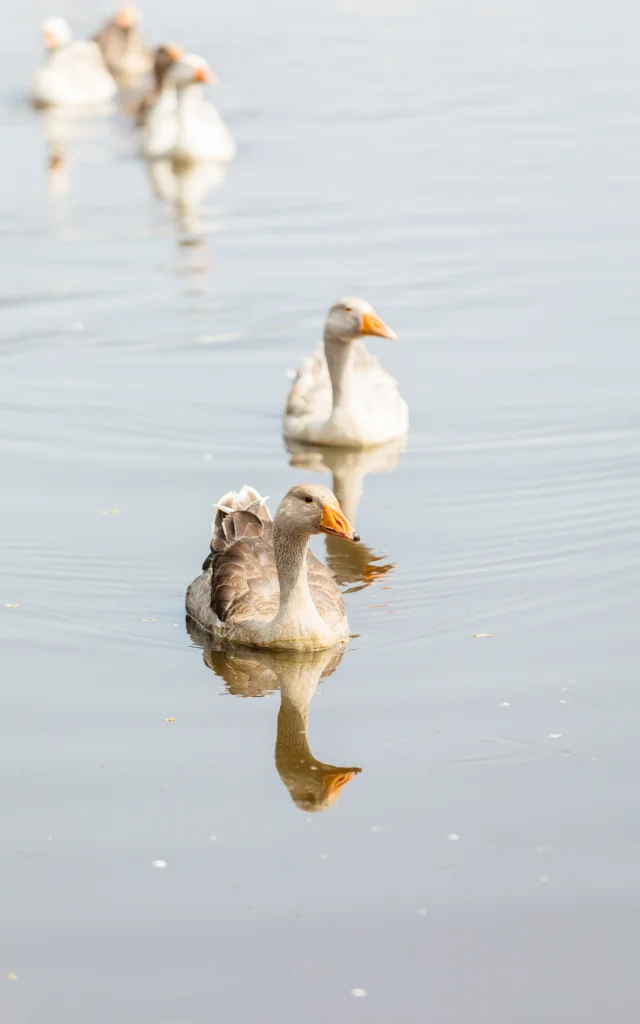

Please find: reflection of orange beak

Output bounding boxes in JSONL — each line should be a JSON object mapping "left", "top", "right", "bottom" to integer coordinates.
{"left": 360, "top": 311, "right": 397, "bottom": 340}
{"left": 320, "top": 504, "right": 359, "bottom": 542}
{"left": 324, "top": 769, "right": 360, "bottom": 806}
{"left": 193, "top": 65, "right": 214, "bottom": 84}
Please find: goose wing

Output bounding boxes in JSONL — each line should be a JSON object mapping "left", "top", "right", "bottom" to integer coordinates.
{"left": 285, "top": 343, "right": 332, "bottom": 425}
{"left": 284, "top": 340, "right": 399, "bottom": 426}
{"left": 211, "top": 512, "right": 280, "bottom": 625}
{"left": 306, "top": 552, "right": 346, "bottom": 626}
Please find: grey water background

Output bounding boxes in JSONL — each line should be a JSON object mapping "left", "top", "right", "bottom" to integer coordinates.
{"left": 1, "top": 0, "right": 639, "bottom": 1021}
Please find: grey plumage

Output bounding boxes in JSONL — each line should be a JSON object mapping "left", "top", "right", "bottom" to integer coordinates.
{"left": 186, "top": 485, "right": 347, "bottom": 644}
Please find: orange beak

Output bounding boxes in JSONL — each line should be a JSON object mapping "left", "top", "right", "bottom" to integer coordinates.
{"left": 164, "top": 44, "right": 183, "bottom": 62}
{"left": 320, "top": 504, "right": 359, "bottom": 542}
{"left": 44, "top": 29, "right": 58, "bottom": 48}
{"left": 193, "top": 65, "right": 214, "bottom": 83}
{"left": 360, "top": 310, "right": 397, "bottom": 340}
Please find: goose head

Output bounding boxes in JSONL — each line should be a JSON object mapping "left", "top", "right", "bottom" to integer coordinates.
{"left": 275, "top": 484, "right": 359, "bottom": 542}
{"left": 42, "top": 16, "right": 73, "bottom": 50}
{"left": 114, "top": 6, "right": 141, "bottom": 30}
{"left": 325, "top": 296, "right": 397, "bottom": 344}
{"left": 168, "top": 53, "right": 216, "bottom": 91}
{"left": 153, "top": 43, "right": 183, "bottom": 86}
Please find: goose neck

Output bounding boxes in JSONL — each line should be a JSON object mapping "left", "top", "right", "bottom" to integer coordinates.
{"left": 323, "top": 327, "right": 357, "bottom": 411}
{"left": 177, "top": 83, "right": 200, "bottom": 115}
{"left": 273, "top": 524, "right": 314, "bottom": 620}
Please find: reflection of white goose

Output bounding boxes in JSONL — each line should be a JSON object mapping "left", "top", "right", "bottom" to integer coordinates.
{"left": 141, "top": 53, "right": 236, "bottom": 163}
{"left": 288, "top": 439, "right": 404, "bottom": 587}
{"left": 41, "top": 103, "right": 112, "bottom": 196}
{"left": 187, "top": 625, "right": 361, "bottom": 813}
{"left": 284, "top": 297, "right": 408, "bottom": 449}
{"left": 186, "top": 483, "right": 359, "bottom": 650}
{"left": 147, "top": 157, "right": 227, "bottom": 203}
{"left": 147, "top": 159, "right": 227, "bottom": 235}
{"left": 32, "top": 17, "right": 117, "bottom": 108}
{"left": 47, "top": 152, "right": 69, "bottom": 195}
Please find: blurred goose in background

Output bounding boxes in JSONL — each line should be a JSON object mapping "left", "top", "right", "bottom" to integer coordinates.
{"left": 284, "top": 297, "right": 408, "bottom": 449}
{"left": 186, "top": 628, "right": 361, "bottom": 812}
{"left": 287, "top": 439, "right": 403, "bottom": 587}
{"left": 32, "top": 17, "right": 117, "bottom": 107}
{"left": 186, "top": 484, "right": 359, "bottom": 650}
{"left": 133, "top": 43, "right": 182, "bottom": 126}
{"left": 141, "top": 53, "right": 236, "bottom": 163}
{"left": 94, "top": 6, "right": 152, "bottom": 78}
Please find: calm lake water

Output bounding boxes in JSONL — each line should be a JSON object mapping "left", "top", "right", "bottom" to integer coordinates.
{"left": 1, "top": 0, "right": 639, "bottom": 1021}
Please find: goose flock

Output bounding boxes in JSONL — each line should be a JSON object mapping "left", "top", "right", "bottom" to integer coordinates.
{"left": 186, "top": 299, "right": 407, "bottom": 652}
{"left": 31, "top": 9, "right": 409, "bottom": 662}
{"left": 31, "top": 8, "right": 235, "bottom": 165}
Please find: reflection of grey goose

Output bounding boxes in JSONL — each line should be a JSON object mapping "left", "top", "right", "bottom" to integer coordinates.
{"left": 273, "top": 648, "right": 361, "bottom": 811}
{"left": 186, "top": 484, "right": 359, "bottom": 650}
{"left": 284, "top": 297, "right": 408, "bottom": 449}
{"left": 94, "top": 6, "right": 153, "bottom": 77}
{"left": 187, "top": 629, "right": 362, "bottom": 812}
{"left": 32, "top": 18, "right": 117, "bottom": 107}
{"left": 141, "top": 53, "right": 236, "bottom": 163}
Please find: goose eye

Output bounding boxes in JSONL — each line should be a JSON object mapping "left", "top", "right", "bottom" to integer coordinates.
{"left": 344, "top": 305, "right": 353, "bottom": 313}
{"left": 304, "top": 496, "right": 313, "bottom": 504}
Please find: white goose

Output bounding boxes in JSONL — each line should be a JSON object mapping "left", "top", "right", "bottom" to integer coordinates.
{"left": 284, "top": 297, "right": 408, "bottom": 449}
{"left": 141, "top": 53, "right": 236, "bottom": 163}
{"left": 32, "top": 17, "right": 117, "bottom": 108}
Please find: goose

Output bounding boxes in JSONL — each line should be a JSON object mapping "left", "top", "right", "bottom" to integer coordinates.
{"left": 186, "top": 484, "right": 359, "bottom": 651}
{"left": 141, "top": 53, "right": 236, "bottom": 163}
{"left": 186, "top": 628, "right": 362, "bottom": 812}
{"left": 94, "top": 6, "right": 153, "bottom": 78}
{"left": 284, "top": 297, "right": 408, "bottom": 449}
{"left": 133, "top": 44, "right": 182, "bottom": 126}
{"left": 287, "top": 439, "right": 404, "bottom": 587}
{"left": 32, "top": 17, "right": 117, "bottom": 108}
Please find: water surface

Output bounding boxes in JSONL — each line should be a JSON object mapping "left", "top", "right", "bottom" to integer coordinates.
{"left": 1, "top": 1, "right": 639, "bottom": 1021}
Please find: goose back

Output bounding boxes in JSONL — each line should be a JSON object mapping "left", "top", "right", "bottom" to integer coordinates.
{"left": 186, "top": 488, "right": 346, "bottom": 634}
